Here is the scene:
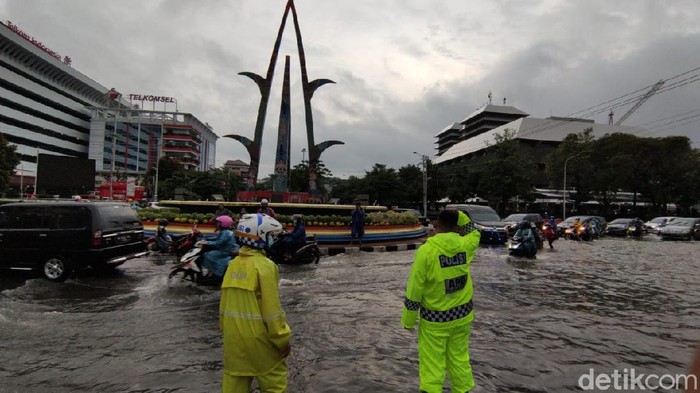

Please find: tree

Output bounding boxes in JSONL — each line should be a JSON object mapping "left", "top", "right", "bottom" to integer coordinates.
{"left": 587, "top": 133, "right": 644, "bottom": 216}
{"left": 397, "top": 164, "right": 423, "bottom": 207}
{"left": 649, "top": 136, "right": 700, "bottom": 214}
{"left": 0, "top": 134, "right": 20, "bottom": 195}
{"left": 545, "top": 128, "right": 596, "bottom": 209}
{"left": 289, "top": 160, "right": 333, "bottom": 192}
{"left": 478, "top": 129, "right": 535, "bottom": 215}
{"left": 433, "top": 164, "right": 480, "bottom": 204}
{"left": 328, "top": 175, "right": 366, "bottom": 204}
{"left": 363, "top": 163, "right": 402, "bottom": 207}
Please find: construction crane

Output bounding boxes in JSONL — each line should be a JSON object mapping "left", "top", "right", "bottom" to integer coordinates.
{"left": 614, "top": 79, "right": 665, "bottom": 125}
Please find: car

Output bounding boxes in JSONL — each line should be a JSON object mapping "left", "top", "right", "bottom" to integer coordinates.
{"left": 0, "top": 201, "right": 149, "bottom": 282}
{"left": 392, "top": 208, "right": 430, "bottom": 226}
{"left": 604, "top": 218, "right": 644, "bottom": 237}
{"left": 659, "top": 217, "right": 700, "bottom": 241}
{"left": 501, "top": 213, "right": 544, "bottom": 237}
{"left": 446, "top": 204, "right": 507, "bottom": 244}
{"left": 643, "top": 216, "right": 675, "bottom": 234}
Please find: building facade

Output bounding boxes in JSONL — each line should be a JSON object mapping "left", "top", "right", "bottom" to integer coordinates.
{"left": 89, "top": 107, "right": 217, "bottom": 174}
{"left": 433, "top": 105, "right": 646, "bottom": 188}
{"left": 435, "top": 105, "right": 529, "bottom": 155}
{"left": 223, "top": 159, "right": 249, "bottom": 178}
{"left": 0, "top": 20, "right": 217, "bottom": 193}
{"left": 0, "top": 20, "right": 110, "bottom": 186}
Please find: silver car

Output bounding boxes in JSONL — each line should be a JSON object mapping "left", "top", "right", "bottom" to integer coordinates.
{"left": 659, "top": 218, "right": 700, "bottom": 241}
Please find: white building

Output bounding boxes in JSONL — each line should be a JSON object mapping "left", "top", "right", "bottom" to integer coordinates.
{"left": 0, "top": 20, "right": 217, "bottom": 191}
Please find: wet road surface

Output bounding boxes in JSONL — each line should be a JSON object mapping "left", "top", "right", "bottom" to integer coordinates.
{"left": 1, "top": 236, "right": 698, "bottom": 392}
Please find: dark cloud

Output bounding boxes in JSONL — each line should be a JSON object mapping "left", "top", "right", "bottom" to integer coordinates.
{"left": 2, "top": 0, "right": 698, "bottom": 178}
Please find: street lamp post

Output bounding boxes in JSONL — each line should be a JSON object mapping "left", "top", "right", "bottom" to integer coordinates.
{"left": 153, "top": 129, "right": 163, "bottom": 202}
{"left": 562, "top": 153, "right": 582, "bottom": 220}
{"left": 301, "top": 148, "right": 306, "bottom": 163}
{"left": 414, "top": 152, "right": 429, "bottom": 219}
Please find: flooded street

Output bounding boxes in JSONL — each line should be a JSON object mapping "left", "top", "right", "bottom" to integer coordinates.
{"left": 1, "top": 237, "right": 698, "bottom": 392}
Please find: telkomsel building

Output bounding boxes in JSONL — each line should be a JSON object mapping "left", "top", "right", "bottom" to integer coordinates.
{"left": 0, "top": 20, "right": 217, "bottom": 194}
{"left": 89, "top": 105, "right": 217, "bottom": 174}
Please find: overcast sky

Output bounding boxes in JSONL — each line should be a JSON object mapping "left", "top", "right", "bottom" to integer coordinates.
{"left": 2, "top": 0, "right": 699, "bottom": 178}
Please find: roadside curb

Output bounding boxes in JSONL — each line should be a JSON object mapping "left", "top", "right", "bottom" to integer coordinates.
{"left": 319, "top": 241, "right": 424, "bottom": 256}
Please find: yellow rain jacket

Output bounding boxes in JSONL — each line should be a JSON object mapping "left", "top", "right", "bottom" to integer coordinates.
{"left": 402, "top": 211, "right": 480, "bottom": 393}
{"left": 402, "top": 212, "right": 480, "bottom": 330}
{"left": 220, "top": 246, "right": 291, "bottom": 377}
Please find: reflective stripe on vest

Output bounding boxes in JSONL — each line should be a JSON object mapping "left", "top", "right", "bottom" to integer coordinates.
{"left": 404, "top": 297, "right": 421, "bottom": 311}
{"left": 419, "top": 300, "right": 473, "bottom": 323}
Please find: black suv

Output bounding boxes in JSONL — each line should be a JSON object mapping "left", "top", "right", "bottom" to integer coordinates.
{"left": 0, "top": 202, "right": 149, "bottom": 281}
{"left": 446, "top": 204, "right": 507, "bottom": 244}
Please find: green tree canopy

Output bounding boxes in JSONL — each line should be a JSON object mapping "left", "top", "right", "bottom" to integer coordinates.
{"left": 478, "top": 129, "right": 535, "bottom": 215}
{"left": 288, "top": 160, "right": 332, "bottom": 192}
{"left": 546, "top": 131, "right": 700, "bottom": 215}
{"left": 398, "top": 164, "right": 423, "bottom": 206}
{"left": 545, "top": 128, "right": 596, "bottom": 205}
{"left": 363, "top": 163, "right": 402, "bottom": 207}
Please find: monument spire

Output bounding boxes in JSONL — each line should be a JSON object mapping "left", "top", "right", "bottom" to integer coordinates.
{"left": 225, "top": 0, "right": 344, "bottom": 194}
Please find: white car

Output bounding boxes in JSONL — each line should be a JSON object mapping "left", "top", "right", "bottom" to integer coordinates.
{"left": 643, "top": 216, "right": 675, "bottom": 234}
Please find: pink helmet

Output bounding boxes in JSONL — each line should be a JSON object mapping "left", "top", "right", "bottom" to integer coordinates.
{"left": 215, "top": 215, "right": 234, "bottom": 229}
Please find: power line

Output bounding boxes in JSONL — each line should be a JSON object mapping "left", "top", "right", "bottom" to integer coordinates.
{"left": 511, "top": 66, "right": 700, "bottom": 141}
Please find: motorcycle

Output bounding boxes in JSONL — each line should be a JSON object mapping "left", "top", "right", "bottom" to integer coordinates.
{"left": 171, "top": 227, "right": 204, "bottom": 258}
{"left": 145, "top": 233, "right": 171, "bottom": 252}
{"left": 564, "top": 224, "right": 596, "bottom": 241}
{"left": 542, "top": 223, "right": 557, "bottom": 249}
{"left": 268, "top": 234, "right": 321, "bottom": 265}
{"left": 145, "top": 225, "right": 203, "bottom": 257}
{"left": 508, "top": 236, "right": 537, "bottom": 258}
{"left": 168, "top": 243, "right": 236, "bottom": 287}
{"left": 627, "top": 221, "right": 644, "bottom": 238}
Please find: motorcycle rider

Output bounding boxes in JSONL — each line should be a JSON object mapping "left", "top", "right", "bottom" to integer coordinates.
{"left": 543, "top": 222, "right": 557, "bottom": 249}
{"left": 220, "top": 213, "right": 291, "bottom": 392}
{"left": 198, "top": 215, "right": 239, "bottom": 281}
{"left": 588, "top": 218, "right": 602, "bottom": 239}
{"left": 257, "top": 199, "right": 277, "bottom": 219}
{"left": 280, "top": 214, "right": 306, "bottom": 258}
{"left": 155, "top": 218, "right": 171, "bottom": 253}
{"left": 572, "top": 218, "right": 583, "bottom": 240}
{"left": 629, "top": 217, "right": 643, "bottom": 237}
{"left": 530, "top": 222, "right": 543, "bottom": 249}
{"left": 513, "top": 221, "right": 537, "bottom": 257}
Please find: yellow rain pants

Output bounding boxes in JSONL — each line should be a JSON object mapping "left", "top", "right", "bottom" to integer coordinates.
{"left": 220, "top": 247, "right": 291, "bottom": 393}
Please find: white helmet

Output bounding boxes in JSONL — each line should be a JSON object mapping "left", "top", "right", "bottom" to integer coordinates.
{"left": 235, "top": 213, "right": 283, "bottom": 249}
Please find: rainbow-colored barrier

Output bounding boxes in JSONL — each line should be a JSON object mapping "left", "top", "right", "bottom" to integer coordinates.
{"left": 143, "top": 222, "right": 428, "bottom": 244}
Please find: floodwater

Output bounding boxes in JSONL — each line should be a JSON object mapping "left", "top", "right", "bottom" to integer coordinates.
{"left": 0, "top": 236, "right": 698, "bottom": 392}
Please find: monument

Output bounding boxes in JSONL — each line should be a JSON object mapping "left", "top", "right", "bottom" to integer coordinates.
{"left": 226, "top": 0, "right": 344, "bottom": 196}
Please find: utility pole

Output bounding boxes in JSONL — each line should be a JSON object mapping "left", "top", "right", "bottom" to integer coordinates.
{"left": 563, "top": 153, "right": 582, "bottom": 220}
{"left": 414, "top": 152, "right": 429, "bottom": 219}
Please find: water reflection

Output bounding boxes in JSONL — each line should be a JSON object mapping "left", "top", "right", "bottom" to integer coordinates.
{"left": 0, "top": 238, "right": 698, "bottom": 392}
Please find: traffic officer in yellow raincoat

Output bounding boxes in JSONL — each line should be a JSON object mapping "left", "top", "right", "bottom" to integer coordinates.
{"left": 402, "top": 209, "right": 481, "bottom": 392}
{"left": 220, "top": 213, "right": 291, "bottom": 393}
